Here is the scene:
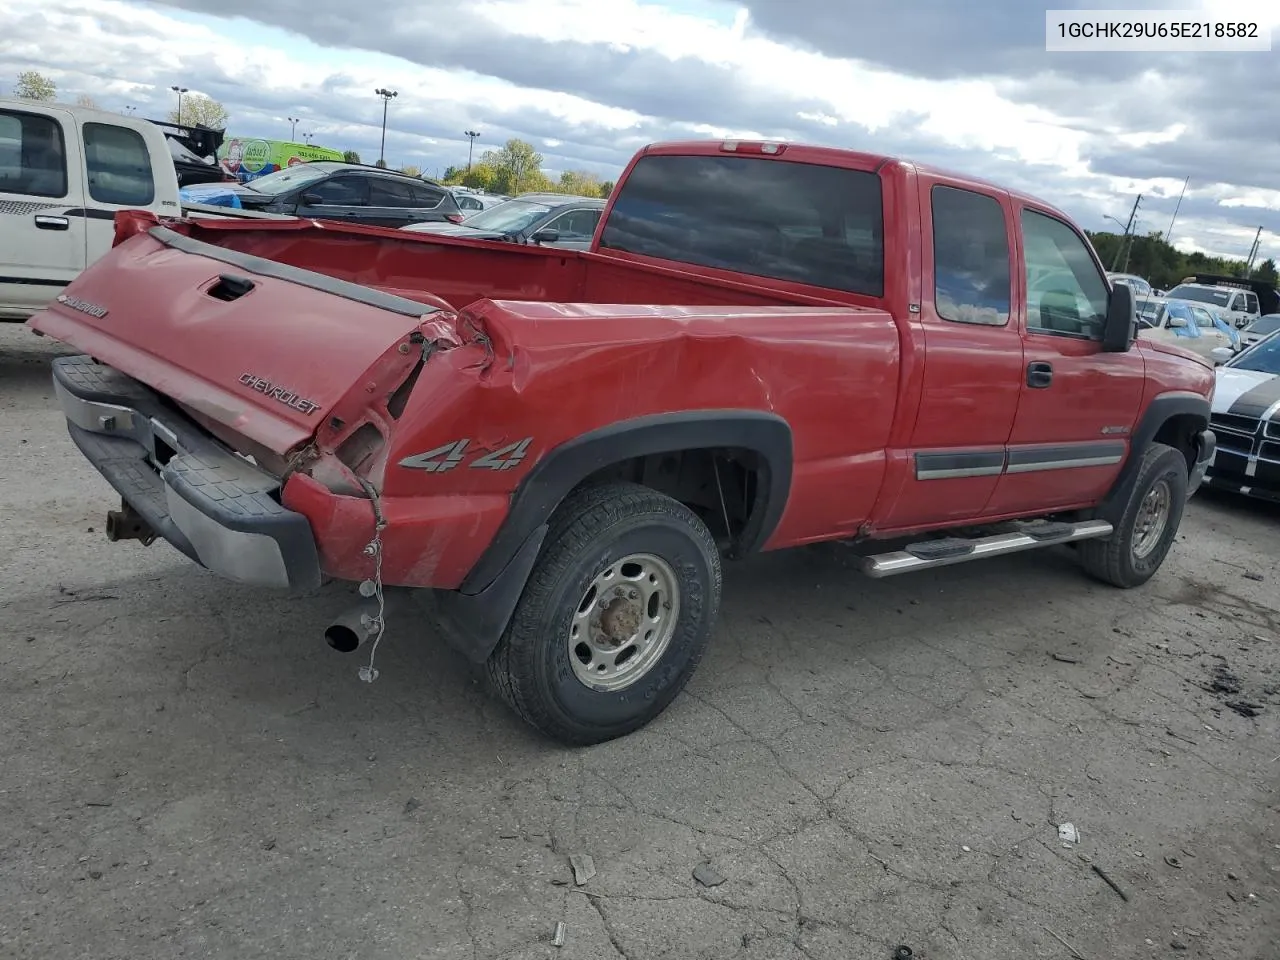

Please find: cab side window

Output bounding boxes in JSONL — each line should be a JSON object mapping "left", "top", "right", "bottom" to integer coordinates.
{"left": 83, "top": 122, "right": 154, "bottom": 206}
{"left": 931, "top": 185, "right": 1011, "bottom": 326}
{"left": 1022, "top": 209, "right": 1109, "bottom": 339}
{"left": 0, "top": 109, "right": 68, "bottom": 199}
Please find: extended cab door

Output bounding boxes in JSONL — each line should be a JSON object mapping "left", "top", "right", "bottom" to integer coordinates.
{"left": 877, "top": 178, "right": 1024, "bottom": 528}
{"left": 984, "top": 205, "right": 1145, "bottom": 515}
{"left": 77, "top": 118, "right": 171, "bottom": 270}
{"left": 0, "top": 104, "right": 87, "bottom": 318}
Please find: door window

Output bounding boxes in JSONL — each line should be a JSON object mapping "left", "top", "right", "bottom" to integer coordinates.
{"left": 410, "top": 183, "right": 445, "bottom": 208}
{"left": 543, "top": 208, "right": 601, "bottom": 240}
{"left": 931, "top": 185, "right": 1011, "bottom": 326}
{"left": 1022, "top": 209, "right": 1109, "bottom": 339}
{"left": 1244, "top": 292, "right": 1259, "bottom": 314}
{"left": 0, "top": 109, "right": 68, "bottom": 199}
{"left": 83, "top": 122, "right": 154, "bottom": 206}
{"left": 1190, "top": 306, "right": 1211, "bottom": 329}
{"left": 369, "top": 178, "right": 416, "bottom": 207}
{"left": 305, "top": 176, "right": 369, "bottom": 205}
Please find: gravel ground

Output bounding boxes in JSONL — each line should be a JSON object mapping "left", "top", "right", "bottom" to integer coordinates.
{"left": 2, "top": 324, "right": 1278, "bottom": 960}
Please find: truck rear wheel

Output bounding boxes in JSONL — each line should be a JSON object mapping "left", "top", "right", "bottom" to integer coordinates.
{"left": 1079, "top": 441, "right": 1187, "bottom": 588}
{"left": 486, "top": 481, "right": 722, "bottom": 746}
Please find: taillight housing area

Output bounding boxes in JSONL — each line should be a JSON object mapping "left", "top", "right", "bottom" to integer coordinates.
{"left": 335, "top": 423, "right": 385, "bottom": 475}
{"left": 445, "top": 213, "right": 465, "bottom": 224}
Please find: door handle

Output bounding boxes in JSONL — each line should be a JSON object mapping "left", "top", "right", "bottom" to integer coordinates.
{"left": 1027, "top": 361, "right": 1053, "bottom": 388}
{"left": 34, "top": 215, "right": 70, "bottom": 231}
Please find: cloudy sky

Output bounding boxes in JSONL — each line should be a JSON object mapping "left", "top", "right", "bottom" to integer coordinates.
{"left": 3, "top": 0, "right": 1278, "bottom": 263}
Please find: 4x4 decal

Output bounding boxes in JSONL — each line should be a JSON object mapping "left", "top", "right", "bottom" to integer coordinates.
{"left": 399, "top": 437, "right": 533, "bottom": 472}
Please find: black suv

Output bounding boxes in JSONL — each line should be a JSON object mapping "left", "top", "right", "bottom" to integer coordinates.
{"left": 181, "top": 162, "right": 465, "bottom": 228}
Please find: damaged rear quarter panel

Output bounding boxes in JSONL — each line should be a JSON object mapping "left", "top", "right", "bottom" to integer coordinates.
{"left": 371, "top": 297, "right": 901, "bottom": 588}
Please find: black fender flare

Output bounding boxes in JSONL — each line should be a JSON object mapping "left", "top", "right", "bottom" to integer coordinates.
{"left": 428, "top": 410, "right": 794, "bottom": 663}
{"left": 1097, "top": 391, "right": 1210, "bottom": 519}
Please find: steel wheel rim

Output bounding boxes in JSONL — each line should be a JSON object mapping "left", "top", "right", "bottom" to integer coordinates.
{"left": 568, "top": 553, "right": 680, "bottom": 692}
{"left": 1132, "top": 478, "right": 1172, "bottom": 559}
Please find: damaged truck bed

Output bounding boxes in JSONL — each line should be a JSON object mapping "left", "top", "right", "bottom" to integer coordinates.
{"left": 28, "top": 139, "right": 1215, "bottom": 745}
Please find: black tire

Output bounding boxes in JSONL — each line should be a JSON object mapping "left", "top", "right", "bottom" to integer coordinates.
{"left": 1079, "top": 442, "right": 1188, "bottom": 588}
{"left": 486, "top": 481, "right": 722, "bottom": 746}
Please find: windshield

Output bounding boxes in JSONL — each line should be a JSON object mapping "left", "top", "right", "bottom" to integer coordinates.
{"left": 1245, "top": 315, "right": 1280, "bottom": 335}
{"left": 1228, "top": 333, "right": 1280, "bottom": 374}
{"left": 1165, "top": 284, "right": 1233, "bottom": 308}
{"left": 243, "top": 164, "right": 330, "bottom": 196}
{"left": 462, "top": 199, "right": 552, "bottom": 233}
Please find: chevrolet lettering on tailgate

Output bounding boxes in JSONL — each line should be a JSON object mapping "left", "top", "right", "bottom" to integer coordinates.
{"left": 238, "top": 373, "right": 321, "bottom": 415}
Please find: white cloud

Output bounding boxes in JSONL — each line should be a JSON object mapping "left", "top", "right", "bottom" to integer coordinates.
{"left": 2, "top": 0, "right": 1277, "bottom": 263}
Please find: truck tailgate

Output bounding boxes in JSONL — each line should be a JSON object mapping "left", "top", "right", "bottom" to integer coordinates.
{"left": 27, "top": 224, "right": 449, "bottom": 455}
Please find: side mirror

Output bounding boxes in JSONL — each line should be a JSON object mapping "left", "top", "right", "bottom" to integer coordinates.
{"left": 1167, "top": 316, "right": 1189, "bottom": 328}
{"left": 1210, "top": 347, "right": 1234, "bottom": 365}
{"left": 1102, "top": 281, "right": 1134, "bottom": 352}
{"left": 301, "top": 192, "right": 324, "bottom": 205}
{"left": 529, "top": 228, "right": 559, "bottom": 244}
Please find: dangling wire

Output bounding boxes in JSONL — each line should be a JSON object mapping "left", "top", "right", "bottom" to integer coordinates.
{"left": 355, "top": 477, "right": 388, "bottom": 684}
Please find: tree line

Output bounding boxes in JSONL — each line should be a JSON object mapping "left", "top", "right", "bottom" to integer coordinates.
{"left": 1087, "top": 229, "right": 1277, "bottom": 290}
{"left": 12, "top": 69, "right": 229, "bottom": 128}
{"left": 436, "top": 138, "right": 614, "bottom": 198}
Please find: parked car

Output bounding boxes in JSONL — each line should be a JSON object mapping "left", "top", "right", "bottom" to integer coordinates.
{"left": 179, "top": 162, "right": 466, "bottom": 228}
{"left": 28, "top": 138, "right": 1214, "bottom": 745}
{"left": 1203, "top": 329, "right": 1280, "bottom": 503}
{"left": 1239, "top": 313, "right": 1280, "bottom": 349}
{"left": 448, "top": 186, "right": 506, "bottom": 214}
{"left": 1137, "top": 298, "right": 1239, "bottom": 360}
{"left": 402, "top": 193, "right": 605, "bottom": 249}
{"left": 1163, "top": 281, "right": 1262, "bottom": 329}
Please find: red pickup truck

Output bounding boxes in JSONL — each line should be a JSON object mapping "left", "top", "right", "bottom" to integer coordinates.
{"left": 28, "top": 139, "right": 1215, "bottom": 745}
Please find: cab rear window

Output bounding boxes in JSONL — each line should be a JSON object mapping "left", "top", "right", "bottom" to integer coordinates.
{"left": 599, "top": 154, "right": 884, "bottom": 297}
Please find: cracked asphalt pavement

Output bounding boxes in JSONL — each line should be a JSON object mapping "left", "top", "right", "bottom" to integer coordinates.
{"left": 2, "top": 325, "right": 1279, "bottom": 960}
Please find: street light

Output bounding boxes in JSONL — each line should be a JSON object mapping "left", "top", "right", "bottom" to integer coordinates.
{"left": 303, "top": 132, "right": 314, "bottom": 145}
{"left": 288, "top": 116, "right": 300, "bottom": 140}
{"left": 464, "top": 130, "right": 481, "bottom": 170}
{"left": 170, "top": 85, "right": 189, "bottom": 124}
{"left": 375, "top": 88, "right": 398, "bottom": 166}
{"left": 122, "top": 105, "right": 137, "bottom": 116}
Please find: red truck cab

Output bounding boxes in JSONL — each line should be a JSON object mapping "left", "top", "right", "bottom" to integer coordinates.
{"left": 28, "top": 138, "right": 1215, "bottom": 745}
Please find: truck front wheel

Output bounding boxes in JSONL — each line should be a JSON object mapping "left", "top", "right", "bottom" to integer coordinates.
{"left": 486, "top": 481, "right": 722, "bottom": 746}
{"left": 1079, "top": 441, "right": 1188, "bottom": 588}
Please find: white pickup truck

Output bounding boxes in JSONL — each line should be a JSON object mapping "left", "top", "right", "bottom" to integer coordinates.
{"left": 1, "top": 97, "right": 284, "bottom": 321}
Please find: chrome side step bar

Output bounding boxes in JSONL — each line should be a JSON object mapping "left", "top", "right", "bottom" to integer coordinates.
{"left": 860, "top": 519, "right": 1113, "bottom": 578}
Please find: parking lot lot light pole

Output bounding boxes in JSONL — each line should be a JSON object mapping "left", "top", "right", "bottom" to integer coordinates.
{"left": 465, "top": 130, "right": 481, "bottom": 170}
{"left": 375, "top": 88, "right": 398, "bottom": 166}
{"left": 170, "top": 85, "right": 188, "bottom": 125}
{"left": 288, "top": 117, "right": 300, "bottom": 140}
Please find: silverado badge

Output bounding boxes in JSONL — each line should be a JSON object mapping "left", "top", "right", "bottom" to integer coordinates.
{"left": 56, "top": 293, "right": 108, "bottom": 319}
{"left": 238, "top": 373, "right": 321, "bottom": 415}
